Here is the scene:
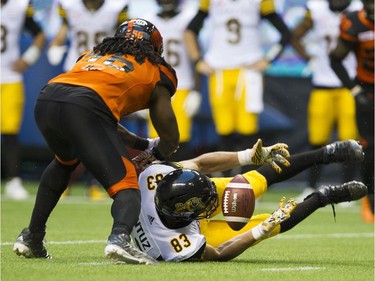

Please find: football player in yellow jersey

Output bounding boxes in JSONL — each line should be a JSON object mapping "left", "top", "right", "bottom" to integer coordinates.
{"left": 131, "top": 139, "right": 366, "bottom": 261}
{"left": 1, "top": 0, "right": 46, "bottom": 200}
{"left": 184, "top": 0, "right": 291, "bottom": 171}
{"left": 291, "top": 0, "right": 362, "bottom": 202}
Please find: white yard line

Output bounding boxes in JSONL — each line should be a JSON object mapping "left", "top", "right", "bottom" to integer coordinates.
{"left": 259, "top": 266, "right": 326, "bottom": 272}
{"left": 1, "top": 232, "right": 373, "bottom": 246}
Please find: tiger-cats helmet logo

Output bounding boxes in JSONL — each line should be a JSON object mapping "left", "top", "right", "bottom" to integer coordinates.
{"left": 175, "top": 197, "right": 206, "bottom": 215}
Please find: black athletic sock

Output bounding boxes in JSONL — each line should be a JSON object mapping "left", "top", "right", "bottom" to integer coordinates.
{"left": 29, "top": 159, "right": 78, "bottom": 233}
{"left": 1, "top": 134, "right": 20, "bottom": 178}
{"left": 111, "top": 188, "right": 141, "bottom": 235}
{"left": 280, "top": 192, "right": 323, "bottom": 233}
{"left": 256, "top": 148, "right": 325, "bottom": 185}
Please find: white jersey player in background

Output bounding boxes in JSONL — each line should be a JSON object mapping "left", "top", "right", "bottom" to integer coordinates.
{"left": 184, "top": 0, "right": 291, "bottom": 175}
{"left": 46, "top": 0, "right": 129, "bottom": 199}
{"left": 291, "top": 0, "right": 363, "bottom": 202}
{"left": 138, "top": 0, "right": 202, "bottom": 161}
{"left": 1, "top": 0, "right": 46, "bottom": 200}
{"left": 47, "top": 0, "right": 128, "bottom": 72}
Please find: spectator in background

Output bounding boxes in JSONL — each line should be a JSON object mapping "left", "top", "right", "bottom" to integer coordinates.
{"left": 330, "top": 0, "right": 374, "bottom": 223}
{"left": 184, "top": 0, "right": 291, "bottom": 175}
{"left": 13, "top": 18, "right": 179, "bottom": 264}
{"left": 291, "top": 0, "right": 363, "bottom": 203}
{"left": 140, "top": 0, "right": 201, "bottom": 161}
{"left": 47, "top": 0, "right": 129, "bottom": 200}
{"left": 1, "top": 0, "right": 46, "bottom": 200}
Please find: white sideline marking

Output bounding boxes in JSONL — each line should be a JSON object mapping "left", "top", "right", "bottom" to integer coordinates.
{"left": 2, "top": 240, "right": 105, "bottom": 246}
{"left": 259, "top": 266, "right": 325, "bottom": 272}
{"left": 2, "top": 232, "right": 373, "bottom": 246}
{"left": 78, "top": 262, "right": 113, "bottom": 265}
{"left": 275, "top": 232, "right": 374, "bottom": 239}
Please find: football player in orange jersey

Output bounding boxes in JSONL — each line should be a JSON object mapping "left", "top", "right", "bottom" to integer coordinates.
{"left": 330, "top": 0, "right": 374, "bottom": 223}
{"left": 47, "top": 0, "right": 130, "bottom": 200}
{"left": 13, "top": 18, "right": 179, "bottom": 264}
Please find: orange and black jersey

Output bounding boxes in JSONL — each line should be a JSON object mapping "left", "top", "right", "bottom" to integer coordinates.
{"left": 340, "top": 10, "right": 374, "bottom": 84}
{"left": 48, "top": 51, "right": 178, "bottom": 121}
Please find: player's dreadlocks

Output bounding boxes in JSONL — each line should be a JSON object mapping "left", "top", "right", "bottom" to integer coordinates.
{"left": 93, "top": 36, "right": 173, "bottom": 72}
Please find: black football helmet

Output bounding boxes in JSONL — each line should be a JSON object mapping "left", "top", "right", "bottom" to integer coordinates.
{"left": 115, "top": 18, "right": 163, "bottom": 55}
{"left": 155, "top": 169, "right": 218, "bottom": 225}
{"left": 328, "top": 0, "right": 350, "bottom": 12}
{"left": 156, "top": 0, "right": 181, "bottom": 12}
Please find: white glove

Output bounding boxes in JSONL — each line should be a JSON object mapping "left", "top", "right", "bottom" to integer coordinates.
{"left": 147, "top": 137, "right": 160, "bottom": 149}
{"left": 251, "top": 197, "right": 297, "bottom": 240}
{"left": 132, "top": 109, "right": 149, "bottom": 120}
{"left": 183, "top": 90, "right": 202, "bottom": 117}
{"left": 238, "top": 139, "right": 290, "bottom": 173}
{"left": 47, "top": 45, "right": 67, "bottom": 66}
{"left": 132, "top": 149, "right": 158, "bottom": 172}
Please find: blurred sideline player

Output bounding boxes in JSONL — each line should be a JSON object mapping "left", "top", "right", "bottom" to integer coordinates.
{"left": 330, "top": 0, "right": 374, "bottom": 223}
{"left": 47, "top": 0, "right": 129, "bottom": 200}
{"left": 137, "top": 0, "right": 201, "bottom": 161}
{"left": 184, "top": 0, "right": 291, "bottom": 174}
{"left": 291, "top": 0, "right": 362, "bottom": 203}
{"left": 1, "top": 0, "right": 46, "bottom": 200}
{"left": 130, "top": 139, "right": 366, "bottom": 261}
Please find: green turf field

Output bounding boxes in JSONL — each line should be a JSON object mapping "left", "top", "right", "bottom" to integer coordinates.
{"left": 1, "top": 181, "right": 374, "bottom": 281}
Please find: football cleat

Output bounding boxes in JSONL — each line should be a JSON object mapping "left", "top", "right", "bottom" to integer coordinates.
{"left": 323, "top": 140, "right": 364, "bottom": 163}
{"left": 105, "top": 233, "right": 158, "bottom": 265}
{"left": 13, "top": 228, "right": 51, "bottom": 259}
{"left": 262, "top": 197, "right": 298, "bottom": 233}
{"left": 318, "top": 181, "right": 368, "bottom": 206}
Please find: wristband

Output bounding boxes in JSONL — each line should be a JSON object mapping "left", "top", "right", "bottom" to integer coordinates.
{"left": 265, "top": 43, "right": 282, "bottom": 62}
{"left": 237, "top": 149, "right": 251, "bottom": 165}
{"left": 22, "top": 45, "right": 41, "bottom": 65}
{"left": 152, "top": 146, "right": 166, "bottom": 160}
{"left": 351, "top": 85, "right": 363, "bottom": 97}
{"left": 251, "top": 224, "right": 266, "bottom": 240}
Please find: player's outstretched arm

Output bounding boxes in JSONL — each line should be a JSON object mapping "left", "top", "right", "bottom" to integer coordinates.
{"left": 182, "top": 138, "right": 290, "bottom": 174}
{"left": 202, "top": 197, "right": 297, "bottom": 261}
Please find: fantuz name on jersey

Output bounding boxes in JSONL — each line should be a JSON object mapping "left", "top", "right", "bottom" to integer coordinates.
{"left": 133, "top": 220, "right": 152, "bottom": 251}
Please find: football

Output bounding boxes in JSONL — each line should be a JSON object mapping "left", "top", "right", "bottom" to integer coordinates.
{"left": 222, "top": 174, "right": 255, "bottom": 231}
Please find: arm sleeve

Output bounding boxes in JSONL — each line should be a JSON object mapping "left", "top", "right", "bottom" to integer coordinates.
{"left": 329, "top": 40, "right": 357, "bottom": 89}
{"left": 159, "top": 65, "right": 178, "bottom": 97}
{"left": 263, "top": 12, "right": 291, "bottom": 46}
{"left": 186, "top": 10, "right": 209, "bottom": 35}
{"left": 23, "top": 3, "right": 43, "bottom": 36}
